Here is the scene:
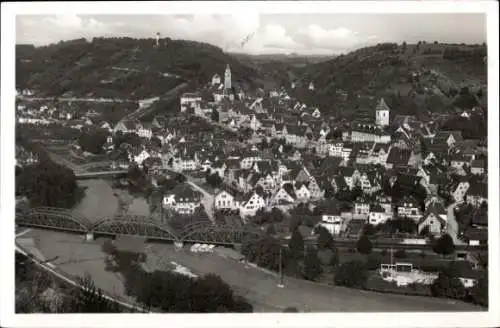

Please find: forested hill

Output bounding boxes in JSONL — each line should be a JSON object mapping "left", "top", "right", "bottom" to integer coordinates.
{"left": 290, "top": 42, "right": 487, "bottom": 119}
{"left": 16, "top": 37, "right": 277, "bottom": 99}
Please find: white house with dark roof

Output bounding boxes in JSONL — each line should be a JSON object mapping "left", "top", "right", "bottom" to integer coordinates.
{"left": 418, "top": 202, "right": 447, "bottom": 236}
{"left": 368, "top": 204, "right": 390, "bottom": 225}
{"left": 270, "top": 185, "right": 296, "bottom": 206}
{"left": 239, "top": 191, "right": 266, "bottom": 217}
{"left": 397, "top": 196, "right": 422, "bottom": 221}
{"left": 318, "top": 203, "right": 344, "bottom": 236}
{"left": 163, "top": 183, "right": 202, "bottom": 215}
{"left": 214, "top": 189, "right": 238, "bottom": 211}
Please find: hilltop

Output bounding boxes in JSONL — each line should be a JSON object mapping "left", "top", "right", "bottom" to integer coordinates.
{"left": 16, "top": 37, "right": 279, "bottom": 99}
{"left": 290, "top": 42, "right": 487, "bottom": 119}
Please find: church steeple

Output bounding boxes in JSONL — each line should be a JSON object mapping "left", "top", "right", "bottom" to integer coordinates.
{"left": 224, "top": 64, "right": 232, "bottom": 90}
{"left": 375, "top": 98, "right": 390, "bottom": 127}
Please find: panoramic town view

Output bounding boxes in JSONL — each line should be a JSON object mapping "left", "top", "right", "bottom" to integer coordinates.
{"left": 13, "top": 12, "right": 489, "bottom": 314}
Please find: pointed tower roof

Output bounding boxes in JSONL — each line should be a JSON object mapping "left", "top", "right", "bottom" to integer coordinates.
{"left": 376, "top": 98, "right": 391, "bottom": 112}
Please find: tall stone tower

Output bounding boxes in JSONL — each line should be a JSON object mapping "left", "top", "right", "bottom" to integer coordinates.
{"left": 375, "top": 97, "right": 390, "bottom": 127}
{"left": 224, "top": 64, "right": 232, "bottom": 90}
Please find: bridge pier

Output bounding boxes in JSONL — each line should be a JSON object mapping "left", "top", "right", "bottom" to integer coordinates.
{"left": 85, "top": 232, "right": 95, "bottom": 241}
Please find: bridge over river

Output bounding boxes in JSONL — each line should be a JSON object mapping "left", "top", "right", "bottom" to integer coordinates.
{"left": 16, "top": 207, "right": 264, "bottom": 246}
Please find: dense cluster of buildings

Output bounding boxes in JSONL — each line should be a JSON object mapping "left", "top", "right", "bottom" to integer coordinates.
{"left": 16, "top": 63, "right": 488, "bottom": 248}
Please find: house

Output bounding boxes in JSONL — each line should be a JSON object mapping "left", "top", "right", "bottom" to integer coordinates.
{"left": 450, "top": 178, "right": 470, "bottom": 203}
{"left": 368, "top": 204, "right": 390, "bottom": 225}
{"left": 434, "top": 130, "right": 463, "bottom": 148}
{"left": 307, "top": 177, "right": 324, "bottom": 200}
{"left": 137, "top": 122, "right": 153, "bottom": 139}
{"left": 318, "top": 203, "right": 344, "bottom": 236}
{"left": 385, "top": 148, "right": 412, "bottom": 169}
{"left": 354, "top": 197, "right": 370, "bottom": 215}
{"left": 180, "top": 93, "right": 202, "bottom": 112}
{"left": 239, "top": 191, "right": 267, "bottom": 217}
{"left": 163, "top": 183, "right": 202, "bottom": 215}
{"left": 172, "top": 154, "right": 199, "bottom": 172}
{"left": 371, "top": 143, "right": 390, "bottom": 165}
{"left": 131, "top": 149, "right": 150, "bottom": 166}
{"left": 212, "top": 73, "right": 221, "bottom": 86}
{"left": 210, "top": 160, "right": 227, "bottom": 178}
{"left": 295, "top": 183, "right": 311, "bottom": 203}
{"left": 114, "top": 119, "right": 141, "bottom": 134}
{"left": 450, "top": 154, "right": 468, "bottom": 174}
{"left": 470, "top": 159, "right": 485, "bottom": 175}
{"left": 328, "top": 142, "right": 344, "bottom": 158}
{"left": 255, "top": 173, "right": 277, "bottom": 193}
{"left": 466, "top": 182, "right": 487, "bottom": 207}
{"left": 397, "top": 196, "right": 422, "bottom": 221}
{"left": 338, "top": 167, "right": 360, "bottom": 190}
{"left": 331, "top": 176, "right": 349, "bottom": 194}
{"left": 349, "top": 124, "right": 391, "bottom": 144}
{"left": 270, "top": 184, "right": 296, "bottom": 205}
{"left": 418, "top": 202, "right": 447, "bottom": 235}
{"left": 214, "top": 189, "right": 238, "bottom": 211}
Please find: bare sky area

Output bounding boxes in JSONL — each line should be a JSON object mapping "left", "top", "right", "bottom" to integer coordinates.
{"left": 16, "top": 13, "right": 486, "bottom": 55}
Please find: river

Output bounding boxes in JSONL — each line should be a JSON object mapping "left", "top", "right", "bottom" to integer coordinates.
{"left": 72, "top": 179, "right": 150, "bottom": 221}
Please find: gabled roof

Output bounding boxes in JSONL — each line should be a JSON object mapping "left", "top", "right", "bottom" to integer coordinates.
{"left": 471, "top": 205, "right": 488, "bottom": 226}
{"left": 171, "top": 183, "right": 201, "bottom": 201}
{"left": 386, "top": 148, "right": 412, "bottom": 166}
{"left": 376, "top": 98, "right": 391, "bottom": 112}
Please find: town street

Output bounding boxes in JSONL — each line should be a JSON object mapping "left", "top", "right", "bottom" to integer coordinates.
{"left": 446, "top": 202, "right": 465, "bottom": 245}
{"left": 187, "top": 180, "right": 215, "bottom": 224}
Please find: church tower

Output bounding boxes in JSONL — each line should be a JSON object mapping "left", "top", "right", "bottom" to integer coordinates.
{"left": 375, "top": 97, "right": 390, "bottom": 127}
{"left": 224, "top": 64, "right": 232, "bottom": 90}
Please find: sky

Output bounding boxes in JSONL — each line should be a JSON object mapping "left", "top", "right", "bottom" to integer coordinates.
{"left": 16, "top": 13, "right": 486, "bottom": 55}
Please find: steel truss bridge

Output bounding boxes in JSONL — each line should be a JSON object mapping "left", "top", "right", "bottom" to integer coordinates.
{"left": 16, "top": 207, "right": 263, "bottom": 245}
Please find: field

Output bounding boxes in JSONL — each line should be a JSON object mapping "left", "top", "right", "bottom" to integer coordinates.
{"left": 17, "top": 229, "right": 482, "bottom": 312}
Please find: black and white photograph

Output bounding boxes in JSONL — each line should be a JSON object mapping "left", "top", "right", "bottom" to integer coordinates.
{"left": 1, "top": 1, "right": 499, "bottom": 328}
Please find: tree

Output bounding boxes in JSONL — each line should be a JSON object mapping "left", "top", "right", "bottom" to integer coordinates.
{"left": 433, "top": 233, "right": 455, "bottom": 257}
{"left": 288, "top": 229, "right": 305, "bottom": 258}
{"left": 16, "top": 160, "right": 80, "bottom": 208}
{"left": 303, "top": 247, "right": 323, "bottom": 281}
{"left": 266, "top": 224, "right": 277, "bottom": 236}
{"left": 334, "top": 260, "right": 368, "bottom": 288}
{"left": 356, "top": 235, "right": 373, "bottom": 255}
{"left": 191, "top": 274, "right": 235, "bottom": 312}
{"left": 470, "top": 272, "right": 488, "bottom": 307}
{"left": 362, "top": 224, "right": 376, "bottom": 236}
{"left": 430, "top": 271, "right": 467, "bottom": 300}
{"left": 241, "top": 235, "right": 282, "bottom": 272}
{"left": 211, "top": 108, "right": 220, "bottom": 122}
{"left": 401, "top": 41, "right": 407, "bottom": 53}
{"left": 315, "top": 226, "right": 335, "bottom": 250}
{"left": 78, "top": 128, "right": 108, "bottom": 154}
{"left": 365, "top": 254, "right": 382, "bottom": 270}
{"left": 288, "top": 215, "right": 302, "bottom": 232}
{"left": 330, "top": 247, "right": 340, "bottom": 269}
{"left": 61, "top": 275, "right": 123, "bottom": 313}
